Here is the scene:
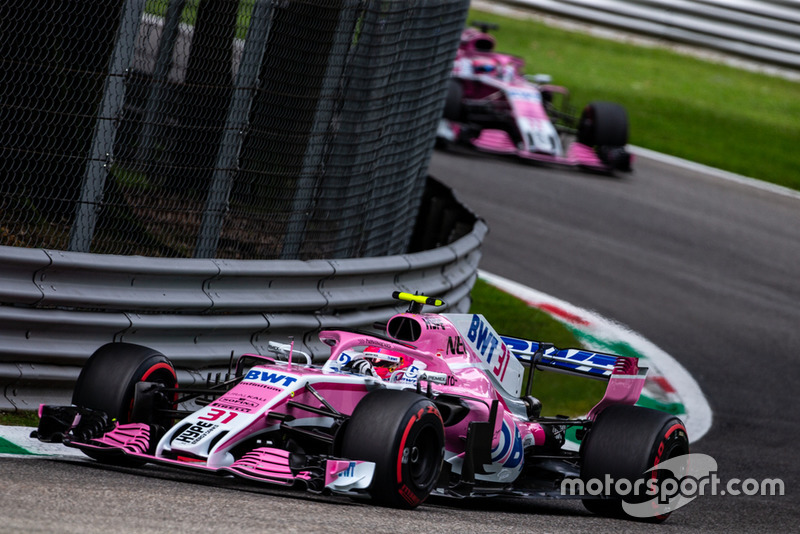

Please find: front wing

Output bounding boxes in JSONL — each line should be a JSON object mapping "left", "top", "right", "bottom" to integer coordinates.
{"left": 438, "top": 120, "right": 631, "bottom": 172}
{"left": 32, "top": 404, "right": 375, "bottom": 495}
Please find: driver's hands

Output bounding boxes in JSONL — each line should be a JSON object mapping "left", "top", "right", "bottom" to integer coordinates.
{"left": 345, "top": 358, "right": 379, "bottom": 378}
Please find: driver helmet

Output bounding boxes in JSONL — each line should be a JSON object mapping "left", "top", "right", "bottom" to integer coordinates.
{"left": 363, "top": 346, "right": 408, "bottom": 379}
{"left": 472, "top": 57, "right": 496, "bottom": 74}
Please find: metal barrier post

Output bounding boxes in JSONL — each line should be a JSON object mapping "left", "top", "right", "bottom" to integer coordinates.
{"left": 194, "top": 0, "right": 274, "bottom": 259}
{"left": 68, "top": 0, "right": 146, "bottom": 253}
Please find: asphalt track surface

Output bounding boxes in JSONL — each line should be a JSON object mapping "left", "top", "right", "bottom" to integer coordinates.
{"left": 4, "top": 149, "right": 798, "bottom": 532}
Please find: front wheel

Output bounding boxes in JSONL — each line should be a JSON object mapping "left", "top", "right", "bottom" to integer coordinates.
{"left": 577, "top": 101, "right": 629, "bottom": 147}
{"left": 443, "top": 79, "right": 464, "bottom": 122}
{"left": 341, "top": 389, "right": 445, "bottom": 509}
{"left": 72, "top": 342, "right": 178, "bottom": 463}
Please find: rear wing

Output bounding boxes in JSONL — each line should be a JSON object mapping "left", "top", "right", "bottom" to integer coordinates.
{"left": 500, "top": 336, "right": 644, "bottom": 380}
{"left": 502, "top": 336, "right": 648, "bottom": 418}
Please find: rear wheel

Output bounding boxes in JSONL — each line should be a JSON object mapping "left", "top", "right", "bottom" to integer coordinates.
{"left": 580, "top": 405, "right": 689, "bottom": 522}
{"left": 72, "top": 342, "right": 178, "bottom": 462}
{"left": 341, "top": 389, "right": 445, "bottom": 509}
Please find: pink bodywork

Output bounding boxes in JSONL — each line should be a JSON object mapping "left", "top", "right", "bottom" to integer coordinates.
{"left": 75, "top": 310, "right": 645, "bottom": 488}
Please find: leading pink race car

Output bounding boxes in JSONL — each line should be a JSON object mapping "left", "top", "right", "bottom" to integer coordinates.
{"left": 34, "top": 292, "right": 687, "bottom": 521}
{"left": 437, "top": 22, "right": 632, "bottom": 174}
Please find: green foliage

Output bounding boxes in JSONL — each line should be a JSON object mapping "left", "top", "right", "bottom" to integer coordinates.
{"left": 0, "top": 411, "right": 39, "bottom": 427}
{"left": 145, "top": 0, "right": 255, "bottom": 40}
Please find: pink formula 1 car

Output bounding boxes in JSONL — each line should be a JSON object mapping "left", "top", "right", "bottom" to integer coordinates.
{"left": 34, "top": 292, "right": 687, "bottom": 521}
{"left": 437, "top": 22, "right": 632, "bottom": 173}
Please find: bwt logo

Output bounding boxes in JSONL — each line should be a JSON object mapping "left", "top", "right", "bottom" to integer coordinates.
{"left": 338, "top": 462, "right": 356, "bottom": 479}
{"left": 244, "top": 370, "right": 298, "bottom": 388}
{"left": 466, "top": 315, "right": 500, "bottom": 363}
{"left": 400, "top": 364, "right": 424, "bottom": 384}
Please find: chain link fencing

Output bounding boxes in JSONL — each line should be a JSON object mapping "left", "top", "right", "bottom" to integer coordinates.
{"left": 1, "top": 0, "right": 470, "bottom": 260}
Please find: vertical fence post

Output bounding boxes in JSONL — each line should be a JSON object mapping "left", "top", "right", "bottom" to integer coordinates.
{"left": 325, "top": 3, "right": 398, "bottom": 258}
{"left": 194, "top": 0, "right": 273, "bottom": 259}
{"left": 280, "top": 0, "right": 360, "bottom": 260}
{"left": 68, "top": 0, "right": 145, "bottom": 253}
{"left": 135, "top": 0, "right": 187, "bottom": 169}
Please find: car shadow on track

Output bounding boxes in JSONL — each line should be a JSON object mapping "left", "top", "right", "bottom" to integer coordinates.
{"left": 432, "top": 145, "right": 627, "bottom": 182}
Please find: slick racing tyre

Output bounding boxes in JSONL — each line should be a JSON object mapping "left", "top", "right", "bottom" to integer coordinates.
{"left": 577, "top": 101, "right": 629, "bottom": 148}
{"left": 72, "top": 342, "right": 178, "bottom": 463}
{"left": 341, "top": 389, "right": 445, "bottom": 509}
{"left": 443, "top": 79, "right": 464, "bottom": 122}
{"left": 580, "top": 405, "right": 689, "bottom": 522}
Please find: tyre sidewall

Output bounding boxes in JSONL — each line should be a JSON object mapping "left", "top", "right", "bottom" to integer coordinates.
{"left": 580, "top": 405, "right": 689, "bottom": 520}
{"left": 443, "top": 79, "right": 464, "bottom": 122}
{"left": 577, "top": 101, "right": 629, "bottom": 147}
{"left": 342, "top": 389, "right": 445, "bottom": 508}
{"left": 72, "top": 342, "right": 177, "bottom": 424}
